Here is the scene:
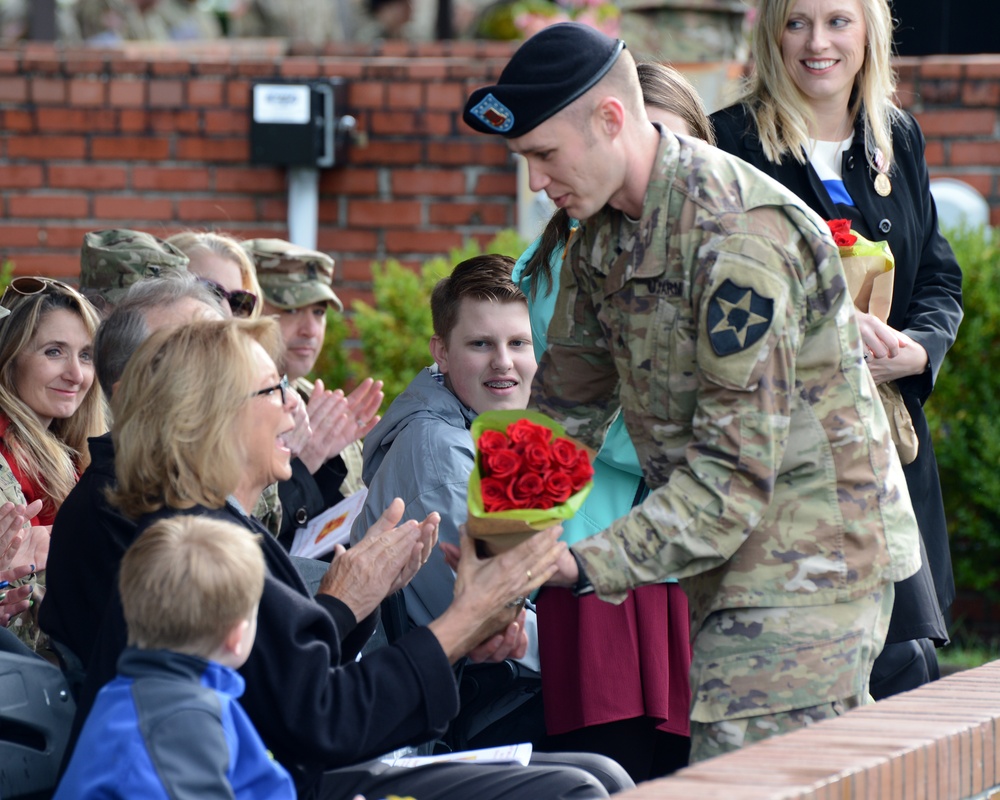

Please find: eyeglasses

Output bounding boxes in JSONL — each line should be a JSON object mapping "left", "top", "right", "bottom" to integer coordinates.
{"left": 0, "top": 276, "right": 77, "bottom": 309}
{"left": 253, "top": 375, "right": 290, "bottom": 406}
{"left": 197, "top": 278, "right": 258, "bottom": 318}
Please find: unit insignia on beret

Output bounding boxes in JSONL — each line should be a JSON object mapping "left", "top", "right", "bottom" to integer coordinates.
{"left": 469, "top": 93, "right": 515, "bottom": 134}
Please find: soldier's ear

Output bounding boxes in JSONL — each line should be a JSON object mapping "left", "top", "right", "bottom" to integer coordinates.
{"left": 594, "top": 96, "right": 625, "bottom": 140}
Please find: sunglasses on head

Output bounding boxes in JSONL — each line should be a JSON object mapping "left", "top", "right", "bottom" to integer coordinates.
{"left": 197, "top": 278, "right": 258, "bottom": 318}
{"left": 0, "top": 276, "right": 77, "bottom": 310}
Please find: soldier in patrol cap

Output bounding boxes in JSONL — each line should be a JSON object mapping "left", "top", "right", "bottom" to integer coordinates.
{"left": 464, "top": 23, "right": 922, "bottom": 762}
{"left": 244, "top": 238, "right": 381, "bottom": 551}
{"left": 79, "top": 229, "right": 189, "bottom": 311}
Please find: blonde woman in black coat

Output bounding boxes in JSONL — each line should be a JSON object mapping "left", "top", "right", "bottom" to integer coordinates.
{"left": 711, "top": 0, "right": 962, "bottom": 698}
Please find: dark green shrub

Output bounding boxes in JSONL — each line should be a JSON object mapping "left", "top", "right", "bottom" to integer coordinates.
{"left": 926, "top": 225, "right": 1000, "bottom": 602}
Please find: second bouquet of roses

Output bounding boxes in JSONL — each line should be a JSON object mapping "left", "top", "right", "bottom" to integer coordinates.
{"left": 467, "top": 409, "right": 595, "bottom": 554}
{"left": 826, "top": 218, "right": 917, "bottom": 464}
{"left": 826, "top": 218, "right": 895, "bottom": 321}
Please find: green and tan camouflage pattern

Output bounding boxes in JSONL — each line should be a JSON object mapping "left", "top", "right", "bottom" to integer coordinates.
{"left": 533, "top": 128, "right": 919, "bottom": 630}
{"left": 688, "top": 585, "right": 893, "bottom": 761}
{"left": 80, "top": 229, "right": 189, "bottom": 305}
{"left": 618, "top": 2, "right": 750, "bottom": 63}
{"left": 230, "top": 0, "right": 353, "bottom": 44}
{"left": 532, "top": 130, "right": 916, "bottom": 750}
{"left": 292, "top": 377, "right": 366, "bottom": 496}
{"left": 252, "top": 481, "right": 283, "bottom": 537}
{"left": 244, "top": 239, "right": 343, "bottom": 312}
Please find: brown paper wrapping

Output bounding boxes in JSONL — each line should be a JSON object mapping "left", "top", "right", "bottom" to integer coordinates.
{"left": 841, "top": 251, "right": 919, "bottom": 464}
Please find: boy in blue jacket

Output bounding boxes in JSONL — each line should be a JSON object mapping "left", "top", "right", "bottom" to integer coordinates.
{"left": 55, "top": 515, "right": 295, "bottom": 800}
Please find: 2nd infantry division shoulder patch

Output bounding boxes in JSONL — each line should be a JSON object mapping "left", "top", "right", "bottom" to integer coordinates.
{"left": 706, "top": 278, "right": 774, "bottom": 357}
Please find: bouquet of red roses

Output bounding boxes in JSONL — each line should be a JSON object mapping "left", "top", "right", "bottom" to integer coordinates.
{"left": 826, "top": 218, "right": 895, "bottom": 321}
{"left": 467, "top": 410, "right": 595, "bottom": 554}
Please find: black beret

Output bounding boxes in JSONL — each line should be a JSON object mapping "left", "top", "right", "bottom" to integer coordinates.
{"left": 463, "top": 22, "right": 626, "bottom": 139}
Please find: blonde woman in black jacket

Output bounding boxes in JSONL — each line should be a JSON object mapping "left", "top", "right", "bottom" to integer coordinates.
{"left": 711, "top": 0, "right": 963, "bottom": 699}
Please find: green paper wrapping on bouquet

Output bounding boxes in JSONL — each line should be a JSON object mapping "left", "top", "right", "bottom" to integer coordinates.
{"left": 467, "top": 409, "right": 595, "bottom": 554}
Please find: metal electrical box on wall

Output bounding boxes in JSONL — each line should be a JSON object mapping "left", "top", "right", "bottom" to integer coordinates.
{"left": 249, "top": 79, "right": 350, "bottom": 168}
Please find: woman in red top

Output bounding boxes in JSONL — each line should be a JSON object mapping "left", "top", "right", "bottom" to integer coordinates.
{"left": 0, "top": 277, "right": 106, "bottom": 642}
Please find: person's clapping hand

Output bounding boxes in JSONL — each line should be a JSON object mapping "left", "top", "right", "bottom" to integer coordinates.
{"left": 297, "top": 378, "right": 384, "bottom": 474}
{"left": 430, "top": 525, "right": 566, "bottom": 664}
{"left": 0, "top": 500, "right": 42, "bottom": 571}
{"left": 466, "top": 608, "right": 530, "bottom": 663}
{"left": 0, "top": 564, "right": 36, "bottom": 628}
{"left": 281, "top": 391, "right": 312, "bottom": 458}
{"left": 317, "top": 498, "right": 438, "bottom": 621}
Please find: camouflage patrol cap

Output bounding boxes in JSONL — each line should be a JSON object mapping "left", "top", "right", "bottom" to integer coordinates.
{"left": 243, "top": 239, "right": 343, "bottom": 312}
{"left": 80, "top": 229, "right": 189, "bottom": 304}
{"left": 463, "top": 22, "right": 625, "bottom": 139}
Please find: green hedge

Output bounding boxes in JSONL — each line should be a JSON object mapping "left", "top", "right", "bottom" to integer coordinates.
{"left": 926, "top": 225, "right": 1000, "bottom": 602}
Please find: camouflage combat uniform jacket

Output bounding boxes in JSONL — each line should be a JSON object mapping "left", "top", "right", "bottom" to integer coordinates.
{"left": 533, "top": 128, "right": 921, "bottom": 635}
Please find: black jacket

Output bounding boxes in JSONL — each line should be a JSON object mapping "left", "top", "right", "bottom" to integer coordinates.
{"left": 276, "top": 455, "right": 349, "bottom": 550}
{"left": 711, "top": 104, "right": 963, "bottom": 641}
{"left": 41, "top": 433, "right": 133, "bottom": 668}
{"left": 59, "top": 485, "right": 458, "bottom": 797}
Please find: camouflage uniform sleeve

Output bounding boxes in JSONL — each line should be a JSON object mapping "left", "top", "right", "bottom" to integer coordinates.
{"left": 531, "top": 229, "right": 621, "bottom": 451}
{"left": 574, "top": 230, "right": 802, "bottom": 603}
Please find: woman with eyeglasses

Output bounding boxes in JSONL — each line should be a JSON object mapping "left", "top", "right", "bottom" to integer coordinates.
{"left": 75, "top": 317, "right": 589, "bottom": 800}
{"left": 0, "top": 276, "right": 107, "bottom": 644}
{"left": 167, "top": 231, "right": 261, "bottom": 319}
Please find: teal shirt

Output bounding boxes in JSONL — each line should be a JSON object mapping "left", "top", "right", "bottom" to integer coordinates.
{"left": 514, "top": 232, "right": 648, "bottom": 547}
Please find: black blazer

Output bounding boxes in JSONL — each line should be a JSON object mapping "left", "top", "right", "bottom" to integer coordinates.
{"left": 711, "top": 103, "right": 963, "bottom": 637}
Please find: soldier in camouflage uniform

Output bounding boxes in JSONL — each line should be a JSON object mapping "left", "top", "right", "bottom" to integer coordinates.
{"left": 79, "top": 229, "right": 190, "bottom": 312}
{"left": 464, "top": 23, "right": 921, "bottom": 761}
{"left": 244, "top": 239, "right": 379, "bottom": 551}
{"left": 229, "top": 0, "right": 355, "bottom": 43}
{"left": 76, "top": 0, "right": 220, "bottom": 42}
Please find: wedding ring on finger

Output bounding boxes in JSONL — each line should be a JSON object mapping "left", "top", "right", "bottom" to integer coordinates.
{"left": 504, "top": 596, "right": 526, "bottom": 610}
{"left": 526, "top": 569, "right": 532, "bottom": 582}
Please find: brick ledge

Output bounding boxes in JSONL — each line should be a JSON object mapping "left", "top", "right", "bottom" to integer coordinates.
{"left": 622, "top": 659, "right": 1000, "bottom": 800}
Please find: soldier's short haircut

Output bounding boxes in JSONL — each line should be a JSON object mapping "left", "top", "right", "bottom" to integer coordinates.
{"left": 95, "top": 272, "right": 221, "bottom": 402}
{"left": 430, "top": 254, "right": 524, "bottom": 344}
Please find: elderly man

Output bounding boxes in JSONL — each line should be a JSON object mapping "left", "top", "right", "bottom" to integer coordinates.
{"left": 244, "top": 239, "right": 378, "bottom": 548}
{"left": 40, "top": 272, "right": 224, "bottom": 669}
{"left": 462, "top": 23, "right": 921, "bottom": 762}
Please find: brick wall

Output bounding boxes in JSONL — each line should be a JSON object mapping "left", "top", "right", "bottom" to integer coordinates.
{"left": 0, "top": 44, "right": 998, "bottom": 306}
{"left": 896, "top": 56, "right": 1000, "bottom": 228}
{"left": 623, "top": 659, "right": 1000, "bottom": 800}
{"left": 0, "top": 39, "right": 519, "bottom": 307}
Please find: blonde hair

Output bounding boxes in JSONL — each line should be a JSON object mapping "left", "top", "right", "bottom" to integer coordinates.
{"left": 110, "top": 318, "right": 283, "bottom": 519}
{"left": 0, "top": 283, "right": 107, "bottom": 516}
{"left": 120, "top": 515, "right": 265, "bottom": 655}
{"left": 743, "top": 0, "right": 903, "bottom": 172}
{"left": 167, "top": 231, "right": 263, "bottom": 319}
